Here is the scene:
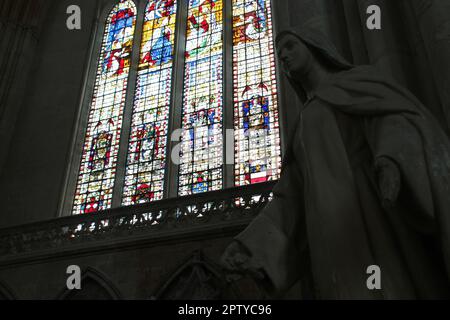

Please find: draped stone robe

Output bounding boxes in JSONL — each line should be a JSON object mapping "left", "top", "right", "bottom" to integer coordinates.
{"left": 235, "top": 66, "right": 450, "bottom": 299}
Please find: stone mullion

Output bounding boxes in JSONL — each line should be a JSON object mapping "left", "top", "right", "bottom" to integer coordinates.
{"left": 223, "top": 0, "right": 234, "bottom": 189}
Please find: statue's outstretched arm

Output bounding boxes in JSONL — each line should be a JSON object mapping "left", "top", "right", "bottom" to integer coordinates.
{"left": 222, "top": 161, "right": 307, "bottom": 295}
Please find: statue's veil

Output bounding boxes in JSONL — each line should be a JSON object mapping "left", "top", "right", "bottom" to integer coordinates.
{"left": 275, "top": 24, "right": 354, "bottom": 104}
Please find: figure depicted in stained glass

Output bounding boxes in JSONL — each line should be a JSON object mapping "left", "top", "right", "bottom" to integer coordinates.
{"left": 207, "top": 108, "right": 216, "bottom": 140}
{"left": 234, "top": 0, "right": 267, "bottom": 44}
{"left": 103, "top": 7, "right": 135, "bottom": 75}
{"left": 147, "top": 0, "right": 176, "bottom": 18}
{"left": 134, "top": 123, "right": 161, "bottom": 162}
{"left": 241, "top": 88, "right": 271, "bottom": 138}
{"left": 141, "top": 16, "right": 173, "bottom": 66}
{"left": 88, "top": 129, "right": 113, "bottom": 171}
{"left": 140, "top": 0, "right": 177, "bottom": 69}
{"left": 132, "top": 183, "right": 155, "bottom": 204}
{"left": 185, "top": 0, "right": 221, "bottom": 59}
{"left": 82, "top": 196, "right": 104, "bottom": 214}
{"left": 192, "top": 172, "right": 208, "bottom": 193}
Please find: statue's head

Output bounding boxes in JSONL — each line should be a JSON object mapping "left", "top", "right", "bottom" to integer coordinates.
{"left": 275, "top": 24, "right": 353, "bottom": 102}
{"left": 276, "top": 33, "right": 314, "bottom": 77}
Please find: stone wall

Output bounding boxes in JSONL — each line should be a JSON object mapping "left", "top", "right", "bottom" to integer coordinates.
{"left": 0, "top": 0, "right": 103, "bottom": 228}
{"left": 0, "top": 234, "right": 247, "bottom": 299}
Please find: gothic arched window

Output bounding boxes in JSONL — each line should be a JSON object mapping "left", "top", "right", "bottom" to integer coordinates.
{"left": 179, "top": 0, "right": 224, "bottom": 196}
{"left": 232, "top": 0, "right": 281, "bottom": 187}
{"left": 122, "top": 0, "right": 178, "bottom": 206}
{"left": 66, "top": 0, "right": 282, "bottom": 216}
{"left": 73, "top": 0, "right": 137, "bottom": 215}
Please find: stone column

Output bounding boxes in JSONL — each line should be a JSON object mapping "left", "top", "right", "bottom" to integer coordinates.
{"left": 0, "top": 0, "right": 51, "bottom": 175}
{"left": 410, "top": 0, "right": 450, "bottom": 132}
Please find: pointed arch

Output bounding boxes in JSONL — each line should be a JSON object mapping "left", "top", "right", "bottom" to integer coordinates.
{"left": 153, "top": 250, "right": 270, "bottom": 299}
{"left": 122, "top": 0, "right": 179, "bottom": 205}
{"left": 72, "top": 0, "right": 137, "bottom": 215}
{"left": 57, "top": 267, "right": 122, "bottom": 300}
{"left": 153, "top": 250, "right": 228, "bottom": 300}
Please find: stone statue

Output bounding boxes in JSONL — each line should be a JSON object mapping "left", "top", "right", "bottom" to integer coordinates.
{"left": 221, "top": 25, "right": 450, "bottom": 299}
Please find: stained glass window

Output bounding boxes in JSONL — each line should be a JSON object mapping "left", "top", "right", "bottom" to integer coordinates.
{"left": 232, "top": 0, "right": 281, "bottom": 186}
{"left": 178, "top": 0, "right": 224, "bottom": 196}
{"left": 71, "top": 0, "right": 282, "bottom": 215}
{"left": 72, "top": 0, "right": 136, "bottom": 215}
{"left": 122, "top": 0, "right": 178, "bottom": 206}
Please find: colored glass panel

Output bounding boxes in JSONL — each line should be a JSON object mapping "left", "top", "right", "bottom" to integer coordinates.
{"left": 73, "top": 0, "right": 136, "bottom": 214}
{"left": 232, "top": 0, "right": 281, "bottom": 186}
{"left": 178, "top": 0, "right": 224, "bottom": 196}
{"left": 122, "top": 0, "right": 178, "bottom": 205}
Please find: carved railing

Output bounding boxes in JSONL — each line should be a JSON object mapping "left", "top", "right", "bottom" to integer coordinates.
{"left": 0, "top": 182, "right": 275, "bottom": 259}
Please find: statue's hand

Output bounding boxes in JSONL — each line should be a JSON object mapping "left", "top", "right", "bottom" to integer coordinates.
{"left": 375, "top": 157, "right": 401, "bottom": 209}
{"left": 220, "top": 241, "right": 265, "bottom": 282}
